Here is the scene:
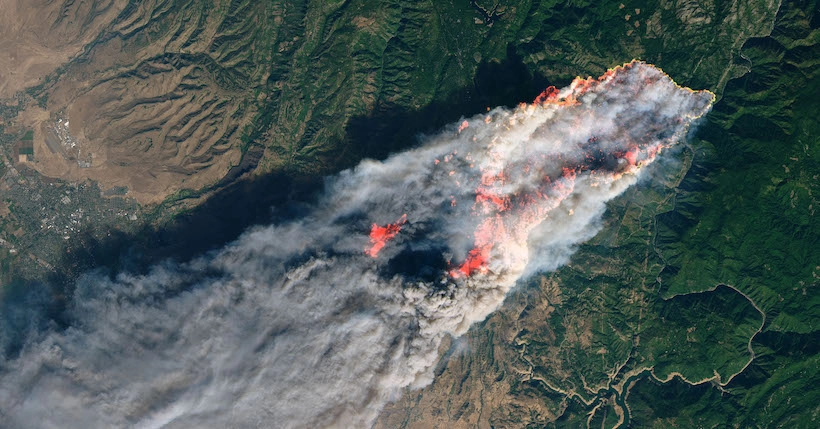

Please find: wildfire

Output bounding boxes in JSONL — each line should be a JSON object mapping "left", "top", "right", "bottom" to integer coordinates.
{"left": 364, "top": 60, "right": 714, "bottom": 281}
{"left": 365, "top": 214, "right": 408, "bottom": 257}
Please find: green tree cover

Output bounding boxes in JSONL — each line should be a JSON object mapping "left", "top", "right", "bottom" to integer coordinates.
{"left": 636, "top": 0, "right": 819, "bottom": 425}
{"left": 2, "top": 0, "right": 815, "bottom": 426}
{"left": 378, "top": 1, "right": 817, "bottom": 427}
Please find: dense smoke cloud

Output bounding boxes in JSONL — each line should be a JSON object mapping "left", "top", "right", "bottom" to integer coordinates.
{"left": 0, "top": 62, "right": 712, "bottom": 428}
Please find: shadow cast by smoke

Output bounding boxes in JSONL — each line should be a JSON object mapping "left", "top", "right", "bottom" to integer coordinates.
{"left": 344, "top": 46, "right": 557, "bottom": 162}
{"left": 1, "top": 46, "right": 558, "bottom": 359}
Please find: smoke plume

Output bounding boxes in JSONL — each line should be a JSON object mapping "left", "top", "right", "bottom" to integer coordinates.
{"left": 0, "top": 62, "right": 713, "bottom": 428}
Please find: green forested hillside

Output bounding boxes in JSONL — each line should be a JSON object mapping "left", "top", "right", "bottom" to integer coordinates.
{"left": 1, "top": 1, "right": 816, "bottom": 427}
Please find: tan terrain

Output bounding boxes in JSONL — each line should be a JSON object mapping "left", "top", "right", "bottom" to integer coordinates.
{"left": 0, "top": 0, "right": 128, "bottom": 99}
{"left": 5, "top": 0, "right": 267, "bottom": 204}
{"left": 2, "top": 0, "right": 780, "bottom": 208}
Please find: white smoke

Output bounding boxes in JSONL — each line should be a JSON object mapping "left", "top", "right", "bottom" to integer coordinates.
{"left": 0, "top": 62, "right": 712, "bottom": 428}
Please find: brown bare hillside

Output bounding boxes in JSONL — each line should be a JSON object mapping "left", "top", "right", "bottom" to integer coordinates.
{"left": 14, "top": 0, "right": 270, "bottom": 204}
{"left": 3, "top": 0, "right": 781, "bottom": 210}
{"left": 0, "top": 0, "right": 127, "bottom": 98}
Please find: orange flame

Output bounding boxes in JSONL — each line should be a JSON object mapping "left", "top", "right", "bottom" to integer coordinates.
{"left": 534, "top": 86, "right": 559, "bottom": 104}
{"left": 367, "top": 60, "right": 713, "bottom": 279}
{"left": 366, "top": 214, "right": 408, "bottom": 258}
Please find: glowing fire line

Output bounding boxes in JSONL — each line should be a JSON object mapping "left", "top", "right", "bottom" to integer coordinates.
{"left": 365, "top": 61, "right": 714, "bottom": 280}
{"left": 366, "top": 214, "right": 408, "bottom": 257}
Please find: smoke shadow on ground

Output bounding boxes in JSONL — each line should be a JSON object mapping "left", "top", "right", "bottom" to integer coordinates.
{"left": 54, "top": 46, "right": 556, "bottom": 280}
{"left": 1, "top": 46, "right": 557, "bottom": 357}
{"left": 345, "top": 45, "right": 555, "bottom": 162}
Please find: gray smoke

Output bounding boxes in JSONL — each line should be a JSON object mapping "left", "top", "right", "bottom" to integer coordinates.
{"left": 0, "top": 62, "right": 713, "bottom": 428}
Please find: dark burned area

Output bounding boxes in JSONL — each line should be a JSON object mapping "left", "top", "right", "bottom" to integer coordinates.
{"left": 385, "top": 245, "right": 451, "bottom": 285}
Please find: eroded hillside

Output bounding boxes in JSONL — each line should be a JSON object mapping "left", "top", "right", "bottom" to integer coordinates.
{"left": 15, "top": 0, "right": 275, "bottom": 203}
{"left": 7, "top": 0, "right": 780, "bottom": 206}
{"left": 2, "top": 1, "right": 815, "bottom": 428}
{"left": 0, "top": 0, "right": 128, "bottom": 98}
